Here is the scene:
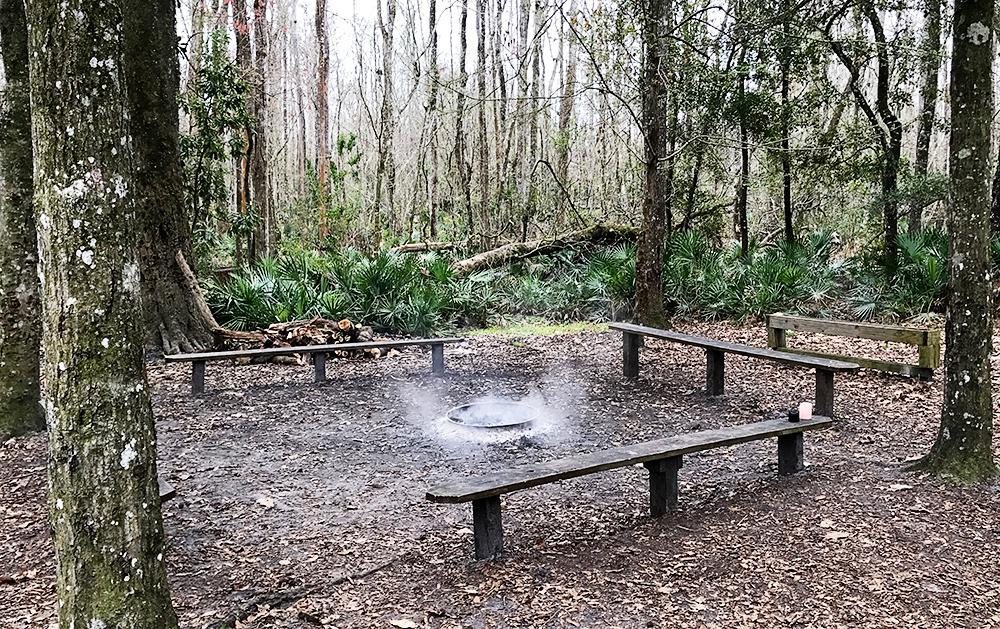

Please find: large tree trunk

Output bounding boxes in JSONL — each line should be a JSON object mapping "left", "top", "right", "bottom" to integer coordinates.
{"left": 123, "top": 0, "right": 220, "bottom": 355}
{"left": 909, "top": 0, "right": 996, "bottom": 483}
{"left": 910, "top": 0, "right": 941, "bottom": 234}
{"left": 634, "top": 0, "right": 670, "bottom": 325}
{"left": 375, "top": 0, "right": 397, "bottom": 239}
{"left": 233, "top": 0, "right": 253, "bottom": 262}
{"left": 26, "top": 0, "right": 179, "bottom": 626}
{"left": 0, "top": 0, "right": 43, "bottom": 438}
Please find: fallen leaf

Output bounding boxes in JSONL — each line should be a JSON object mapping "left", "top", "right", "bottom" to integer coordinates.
{"left": 256, "top": 497, "right": 274, "bottom": 508}
{"left": 819, "top": 519, "right": 834, "bottom": 528}
{"left": 389, "top": 620, "right": 419, "bottom": 628}
{"left": 888, "top": 484, "right": 913, "bottom": 492}
{"left": 824, "top": 531, "right": 851, "bottom": 541}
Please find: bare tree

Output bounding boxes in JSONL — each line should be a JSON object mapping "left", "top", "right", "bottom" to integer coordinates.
{"left": 375, "top": 0, "right": 398, "bottom": 239}
{"left": 476, "top": 0, "right": 492, "bottom": 245}
{"left": 316, "top": 0, "right": 330, "bottom": 237}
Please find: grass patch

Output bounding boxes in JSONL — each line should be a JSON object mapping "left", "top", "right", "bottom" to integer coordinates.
{"left": 466, "top": 317, "right": 609, "bottom": 336}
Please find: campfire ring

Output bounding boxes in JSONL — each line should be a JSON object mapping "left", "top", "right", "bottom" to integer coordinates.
{"left": 446, "top": 401, "right": 540, "bottom": 429}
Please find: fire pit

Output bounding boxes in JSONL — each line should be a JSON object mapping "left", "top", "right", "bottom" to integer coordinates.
{"left": 446, "top": 401, "right": 540, "bottom": 429}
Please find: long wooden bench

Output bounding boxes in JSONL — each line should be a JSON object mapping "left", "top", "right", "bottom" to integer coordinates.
{"left": 427, "top": 416, "right": 832, "bottom": 559}
{"left": 766, "top": 313, "right": 941, "bottom": 379}
{"left": 608, "top": 322, "right": 859, "bottom": 417}
{"left": 164, "top": 337, "right": 465, "bottom": 394}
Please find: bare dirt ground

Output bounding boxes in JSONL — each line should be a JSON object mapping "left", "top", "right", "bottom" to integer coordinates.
{"left": 3, "top": 320, "right": 1000, "bottom": 629}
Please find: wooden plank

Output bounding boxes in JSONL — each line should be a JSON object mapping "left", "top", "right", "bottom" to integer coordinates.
{"left": 608, "top": 323, "right": 859, "bottom": 372}
{"left": 164, "top": 337, "right": 465, "bottom": 363}
{"left": 622, "top": 331, "right": 641, "bottom": 378}
{"left": 766, "top": 314, "right": 934, "bottom": 345}
{"left": 776, "top": 346, "right": 926, "bottom": 378}
{"left": 705, "top": 349, "right": 725, "bottom": 396}
{"left": 191, "top": 360, "right": 206, "bottom": 395}
{"left": 431, "top": 343, "right": 445, "bottom": 374}
{"left": 644, "top": 455, "right": 682, "bottom": 517}
{"left": 426, "top": 417, "right": 833, "bottom": 503}
{"left": 777, "top": 433, "right": 803, "bottom": 475}
{"left": 815, "top": 370, "right": 834, "bottom": 417}
{"left": 472, "top": 496, "right": 503, "bottom": 560}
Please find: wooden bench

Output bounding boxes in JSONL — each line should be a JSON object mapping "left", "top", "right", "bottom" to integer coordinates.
{"left": 427, "top": 416, "right": 832, "bottom": 559}
{"left": 766, "top": 314, "right": 941, "bottom": 379}
{"left": 164, "top": 337, "right": 465, "bottom": 394}
{"left": 608, "top": 322, "right": 859, "bottom": 417}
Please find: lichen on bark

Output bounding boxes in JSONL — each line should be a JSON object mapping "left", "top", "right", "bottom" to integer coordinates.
{"left": 26, "top": 0, "right": 180, "bottom": 626}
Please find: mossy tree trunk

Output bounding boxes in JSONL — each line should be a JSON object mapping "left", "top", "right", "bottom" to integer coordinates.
{"left": 908, "top": 0, "right": 997, "bottom": 483}
{"left": 0, "top": 0, "right": 43, "bottom": 439}
{"left": 26, "top": 0, "right": 180, "bottom": 626}
{"left": 123, "top": 0, "right": 220, "bottom": 355}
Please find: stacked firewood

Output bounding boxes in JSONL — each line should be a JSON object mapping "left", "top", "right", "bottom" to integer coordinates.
{"left": 213, "top": 317, "right": 392, "bottom": 364}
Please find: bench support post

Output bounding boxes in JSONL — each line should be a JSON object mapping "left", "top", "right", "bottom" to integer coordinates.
{"left": 472, "top": 496, "right": 503, "bottom": 560}
{"left": 313, "top": 352, "right": 326, "bottom": 382}
{"left": 431, "top": 343, "right": 445, "bottom": 375}
{"left": 644, "top": 455, "right": 682, "bottom": 517}
{"left": 815, "top": 369, "right": 834, "bottom": 417}
{"left": 777, "top": 433, "right": 804, "bottom": 474}
{"left": 192, "top": 360, "right": 206, "bottom": 395}
{"left": 706, "top": 349, "right": 725, "bottom": 396}
{"left": 622, "top": 332, "right": 640, "bottom": 378}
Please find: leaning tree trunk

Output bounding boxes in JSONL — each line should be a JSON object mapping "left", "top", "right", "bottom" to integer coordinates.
{"left": 26, "top": 0, "right": 179, "bottom": 626}
{"left": 909, "top": 0, "right": 997, "bottom": 483}
{"left": 0, "top": 0, "right": 43, "bottom": 439}
{"left": 124, "top": 0, "right": 220, "bottom": 355}
{"left": 634, "top": 0, "right": 670, "bottom": 326}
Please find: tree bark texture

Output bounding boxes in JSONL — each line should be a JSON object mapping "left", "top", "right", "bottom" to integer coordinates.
{"left": 910, "top": 0, "right": 996, "bottom": 483}
{"left": 426, "top": 0, "right": 440, "bottom": 239}
{"left": 454, "top": 0, "right": 471, "bottom": 233}
{"left": 555, "top": 0, "right": 578, "bottom": 232}
{"left": 910, "top": 0, "right": 940, "bottom": 233}
{"left": 0, "top": 0, "right": 44, "bottom": 438}
{"left": 634, "top": 0, "right": 670, "bottom": 326}
{"left": 26, "top": 0, "right": 179, "bottom": 626}
{"left": 123, "top": 0, "right": 220, "bottom": 355}
{"left": 233, "top": 0, "right": 252, "bottom": 259}
{"left": 476, "top": 0, "right": 491, "bottom": 246}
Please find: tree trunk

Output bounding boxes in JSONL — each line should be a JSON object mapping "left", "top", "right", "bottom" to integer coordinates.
{"left": 0, "top": 0, "right": 43, "bottom": 438}
{"left": 910, "top": 0, "right": 941, "bottom": 233}
{"left": 427, "top": 0, "right": 440, "bottom": 238}
{"left": 780, "top": 3, "right": 793, "bottom": 243}
{"left": 454, "top": 0, "right": 471, "bottom": 235}
{"left": 555, "top": 0, "right": 578, "bottom": 232}
{"left": 908, "top": 0, "right": 996, "bottom": 483}
{"left": 476, "top": 0, "right": 491, "bottom": 246}
{"left": 634, "top": 0, "right": 670, "bottom": 326}
{"left": 250, "top": 0, "right": 273, "bottom": 257}
{"left": 233, "top": 0, "right": 253, "bottom": 260}
{"left": 316, "top": 0, "right": 330, "bottom": 237}
{"left": 123, "top": 0, "right": 220, "bottom": 355}
{"left": 26, "top": 0, "right": 179, "bottom": 626}
{"left": 375, "top": 0, "right": 397, "bottom": 240}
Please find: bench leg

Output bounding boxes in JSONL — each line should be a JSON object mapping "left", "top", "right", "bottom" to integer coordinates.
{"left": 431, "top": 343, "right": 445, "bottom": 375}
{"left": 623, "top": 332, "right": 640, "bottom": 378}
{"left": 313, "top": 352, "right": 326, "bottom": 382}
{"left": 706, "top": 349, "right": 724, "bottom": 396}
{"left": 644, "top": 455, "right": 682, "bottom": 517}
{"left": 472, "top": 496, "right": 503, "bottom": 560}
{"left": 192, "top": 360, "right": 206, "bottom": 395}
{"left": 777, "top": 433, "right": 804, "bottom": 474}
{"left": 815, "top": 369, "right": 834, "bottom": 417}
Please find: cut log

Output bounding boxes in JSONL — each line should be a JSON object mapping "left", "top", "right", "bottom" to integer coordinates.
{"left": 450, "top": 224, "right": 637, "bottom": 277}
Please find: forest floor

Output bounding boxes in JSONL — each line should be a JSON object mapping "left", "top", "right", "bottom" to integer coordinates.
{"left": 2, "top": 320, "right": 1000, "bottom": 629}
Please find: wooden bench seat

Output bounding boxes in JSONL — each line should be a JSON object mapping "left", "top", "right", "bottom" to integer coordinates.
{"left": 608, "top": 322, "right": 859, "bottom": 417}
{"left": 427, "top": 416, "right": 832, "bottom": 559}
{"left": 164, "top": 337, "right": 465, "bottom": 394}
{"left": 767, "top": 313, "right": 941, "bottom": 379}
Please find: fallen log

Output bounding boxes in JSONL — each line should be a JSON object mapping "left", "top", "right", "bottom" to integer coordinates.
{"left": 390, "top": 240, "right": 469, "bottom": 253}
{"left": 451, "top": 224, "right": 637, "bottom": 277}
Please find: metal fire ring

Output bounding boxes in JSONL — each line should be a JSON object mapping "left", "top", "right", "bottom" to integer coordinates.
{"left": 445, "top": 401, "right": 540, "bottom": 429}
